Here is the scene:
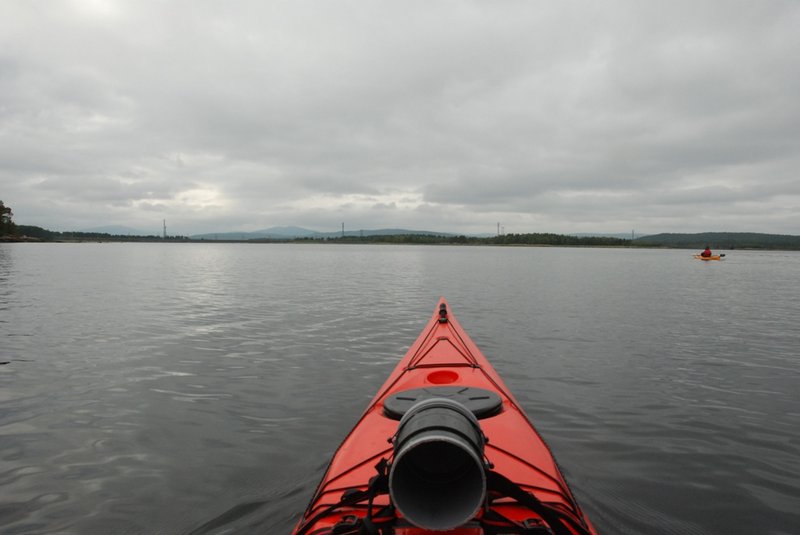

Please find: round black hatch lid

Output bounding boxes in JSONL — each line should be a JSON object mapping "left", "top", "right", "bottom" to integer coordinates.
{"left": 384, "top": 386, "right": 503, "bottom": 420}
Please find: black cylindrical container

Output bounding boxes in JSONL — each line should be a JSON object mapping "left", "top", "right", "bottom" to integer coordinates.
{"left": 389, "top": 397, "right": 487, "bottom": 530}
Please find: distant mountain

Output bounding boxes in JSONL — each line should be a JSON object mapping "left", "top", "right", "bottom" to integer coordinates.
{"left": 80, "top": 225, "right": 152, "bottom": 236}
{"left": 190, "top": 231, "right": 257, "bottom": 240}
{"left": 190, "top": 227, "right": 455, "bottom": 240}
{"left": 190, "top": 226, "right": 318, "bottom": 240}
{"left": 313, "top": 228, "right": 456, "bottom": 239}
{"left": 634, "top": 232, "right": 800, "bottom": 249}
{"left": 571, "top": 232, "right": 646, "bottom": 240}
{"left": 253, "top": 226, "right": 319, "bottom": 237}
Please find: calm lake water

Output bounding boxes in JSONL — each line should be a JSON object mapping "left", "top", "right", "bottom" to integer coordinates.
{"left": 1, "top": 243, "right": 798, "bottom": 534}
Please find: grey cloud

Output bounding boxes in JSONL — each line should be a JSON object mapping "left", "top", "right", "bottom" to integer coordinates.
{"left": 2, "top": 1, "right": 799, "bottom": 235}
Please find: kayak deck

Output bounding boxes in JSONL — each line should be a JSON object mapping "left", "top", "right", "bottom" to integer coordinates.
{"left": 694, "top": 254, "right": 723, "bottom": 260}
{"left": 292, "top": 298, "right": 596, "bottom": 534}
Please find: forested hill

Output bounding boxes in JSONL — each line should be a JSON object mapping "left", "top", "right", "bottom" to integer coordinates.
{"left": 634, "top": 232, "right": 800, "bottom": 250}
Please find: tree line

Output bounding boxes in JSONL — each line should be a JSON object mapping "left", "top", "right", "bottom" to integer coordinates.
{"left": 292, "top": 232, "right": 630, "bottom": 247}
{"left": 1, "top": 200, "right": 16, "bottom": 236}
{"left": 15, "top": 225, "right": 189, "bottom": 242}
{"left": 634, "top": 232, "right": 800, "bottom": 250}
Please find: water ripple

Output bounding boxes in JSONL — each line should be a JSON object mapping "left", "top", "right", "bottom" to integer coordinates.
{"left": 1, "top": 244, "right": 799, "bottom": 534}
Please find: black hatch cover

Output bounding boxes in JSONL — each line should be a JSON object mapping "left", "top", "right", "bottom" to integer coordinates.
{"left": 384, "top": 386, "right": 503, "bottom": 420}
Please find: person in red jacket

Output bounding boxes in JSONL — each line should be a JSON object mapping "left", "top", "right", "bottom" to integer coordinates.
{"left": 700, "top": 246, "right": 713, "bottom": 257}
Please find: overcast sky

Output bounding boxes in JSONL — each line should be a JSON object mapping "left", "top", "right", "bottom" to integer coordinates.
{"left": 2, "top": 1, "right": 799, "bottom": 236}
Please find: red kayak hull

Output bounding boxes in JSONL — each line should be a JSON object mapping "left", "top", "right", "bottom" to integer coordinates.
{"left": 292, "top": 298, "right": 597, "bottom": 534}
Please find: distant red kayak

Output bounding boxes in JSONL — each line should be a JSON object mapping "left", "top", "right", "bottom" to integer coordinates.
{"left": 292, "top": 298, "right": 597, "bottom": 534}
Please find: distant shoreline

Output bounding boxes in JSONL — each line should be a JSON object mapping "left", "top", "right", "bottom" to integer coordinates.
{"left": 6, "top": 226, "right": 800, "bottom": 250}
{"left": 4, "top": 237, "right": 800, "bottom": 251}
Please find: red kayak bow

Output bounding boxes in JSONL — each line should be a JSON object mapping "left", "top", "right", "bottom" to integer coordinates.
{"left": 292, "top": 298, "right": 597, "bottom": 535}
